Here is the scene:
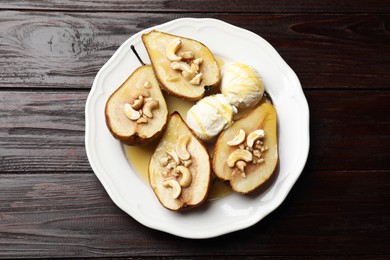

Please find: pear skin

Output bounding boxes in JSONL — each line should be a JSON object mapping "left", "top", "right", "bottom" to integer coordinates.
{"left": 105, "top": 65, "right": 168, "bottom": 145}
{"left": 142, "top": 30, "right": 221, "bottom": 101}
{"left": 149, "top": 112, "right": 211, "bottom": 210}
{"left": 212, "top": 102, "right": 278, "bottom": 193}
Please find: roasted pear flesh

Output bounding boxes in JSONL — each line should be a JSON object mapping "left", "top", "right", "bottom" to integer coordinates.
{"left": 212, "top": 102, "right": 278, "bottom": 193}
{"left": 105, "top": 65, "right": 168, "bottom": 145}
{"left": 149, "top": 113, "right": 211, "bottom": 211}
{"left": 142, "top": 30, "right": 221, "bottom": 101}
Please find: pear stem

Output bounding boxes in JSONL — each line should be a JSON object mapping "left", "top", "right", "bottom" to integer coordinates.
{"left": 130, "top": 45, "right": 145, "bottom": 66}
{"left": 263, "top": 91, "right": 273, "bottom": 104}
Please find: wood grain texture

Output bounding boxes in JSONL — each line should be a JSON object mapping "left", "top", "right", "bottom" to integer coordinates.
{"left": 0, "top": 171, "right": 388, "bottom": 258}
{"left": 1, "top": 1, "right": 390, "bottom": 257}
{"left": 0, "top": 12, "right": 389, "bottom": 90}
{"left": 0, "top": 91, "right": 90, "bottom": 173}
{"left": 0, "top": 90, "right": 389, "bottom": 173}
{"left": 1, "top": 0, "right": 390, "bottom": 13}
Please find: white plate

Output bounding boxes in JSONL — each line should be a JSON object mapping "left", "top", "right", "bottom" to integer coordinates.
{"left": 85, "top": 18, "right": 309, "bottom": 239}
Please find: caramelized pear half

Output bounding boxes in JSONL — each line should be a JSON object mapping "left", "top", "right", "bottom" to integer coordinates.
{"left": 105, "top": 65, "right": 168, "bottom": 145}
{"left": 149, "top": 113, "right": 211, "bottom": 210}
{"left": 142, "top": 30, "right": 221, "bottom": 101}
{"left": 212, "top": 102, "right": 278, "bottom": 193}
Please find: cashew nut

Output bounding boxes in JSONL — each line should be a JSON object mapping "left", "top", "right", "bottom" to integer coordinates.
{"left": 159, "top": 156, "right": 169, "bottom": 166}
{"left": 227, "top": 149, "right": 253, "bottom": 168}
{"left": 182, "top": 70, "right": 196, "bottom": 80}
{"left": 163, "top": 179, "right": 181, "bottom": 199}
{"left": 246, "top": 129, "right": 265, "bottom": 148}
{"left": 191, "top": 62, "right": 200, "bottom": 73}
{"left": 189, "top": 73, "right": 203, "bottom": 85}
{"left": 176, "top": 134, "right": 191, "bottom": 160}
{"left": 124, "top": 103, "right": 141, "bottom": 120}
{"left": 165, "top": 146, "right": 180, "bottom": 164}
{"left": 253, "top": 149, "right": 261, "bottom": 158}
{"left": 176, "top": 165, "right": 192, "bottom": 188}
{"left": 193, "top": 58, "right": 203, "bottom": 65}
{"left": 142, "top": 99, "right": 159, "bottom": 118}
{"left": 165, "top": 38, "right": 182, "bottom": 62}
{"left": 131, "top": 95, "right": 144, "bottom": 110}
{"left": 227, "top": 129, "right": 246, "bottom": 146}
{"left": 183, "top": 160, "right": 192, "bottom": 167}
{"left": 166, "top": 161, "right": 177, "bottom": 170}
{"left": 136, "top": 117, "right": 148, "bottom": 124}
{"left": 166, "top": 75, "right": 180, "bottom": 82}
{"left": 171, "top": 61, "right": 192, "bottom": 73}
{"left": 143, "top": 81, "right": 151, "bottom": 88}
{"left": 179, "top": 51, "right": 194, "bottom": 59}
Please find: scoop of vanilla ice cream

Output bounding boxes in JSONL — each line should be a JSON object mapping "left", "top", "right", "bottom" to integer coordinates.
{"left": 186, "top": 94, "right": 237, "bottom": 141}
{"left": 221, "top": 63, "right": 264, "bottom": 110}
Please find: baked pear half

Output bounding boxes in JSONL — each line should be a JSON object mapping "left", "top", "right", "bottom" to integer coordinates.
{"left": 142, "top": 30, "right": 221, "bottom": 101}
{"left": 212, "top": 102, "right": 278, "bottom": 193}
{"left": 105, "top": 65, "right": 168, "bottom": 145}
{"left": 149, "top": 112, "right": 211, "bottom": 211}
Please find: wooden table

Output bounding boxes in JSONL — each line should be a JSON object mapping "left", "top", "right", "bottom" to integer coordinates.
{"left": 1, "top": 1, "right": 389, "bottom": 258}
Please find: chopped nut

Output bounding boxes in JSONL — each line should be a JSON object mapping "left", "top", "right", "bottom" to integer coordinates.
{"left": 166, "top": 161, "right": 177, "bottom": 170}
{"left": 239, "top": 144, "right": 245, "bottom": 149}
{"left": 257, "top": 158, "right": 265, "bottom": 164}
{"left": 255, "top": 143, "right": 263, "bottom": 149}
{"left": 161, "top": 169, "right": 169, "bottom": 177}
{"left": 142, "top": 89, "right": 150, "bottom": 97}
{"left": 136, "top": 117, "right": 148, "bottom": 124}
{"left": 245, "top": 146, "right": 253, "bottom": 152}
{"left": 183, "top": 160, "right": 192, "bottom": 167}
{"left": 143, "top": 81, "right": 151, "bottom": 88}
{"left": 189, "top": 73, "right": 203, "bottom": 85}
{"left": 159, "top": 156, "right": 169, "bottom": 166}
{"left": 165, "top": 146, "right": 180, "bottom": 164}
{"left": 178, "top": 51, "right": 194, "bottom": 59}
{"left": 191, "top": 62, "right": 200, "bottom": 73}
{"left": 235, "top": 160, "right": 246, "bottom": 172}
{"left": 193, "top": 58, "right": 203, "bottom": 65}
{"left": 253, "top": 149, "right": 261, "bottom": 158}
{"left": 182, "top": 70, "right": 195, "bottom": 80}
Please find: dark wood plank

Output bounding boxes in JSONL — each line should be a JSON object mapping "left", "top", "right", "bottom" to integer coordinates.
{"left": 0, "top": 171, "right": 388, "bottom": 258}
{"left": 0, "top": 91, "right": 90, "bottom": 173}
{"left": 0, "top": 90, "right": 389, "bottom": 173}
{"left": 0, "top": 12, "right": 389, "bottom": 90}
{"left": 306, "top": 90, "right": 390, "bottom": 171}
{"left": 1, "top": 0, "right": 390, "bottom": 13}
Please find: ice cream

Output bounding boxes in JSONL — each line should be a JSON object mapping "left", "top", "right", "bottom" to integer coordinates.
{"left": 186, "top": 94, "right": 237, "bottom": 141}
{"left": 221, "top": 63, "right": 264, "bottom": 110}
